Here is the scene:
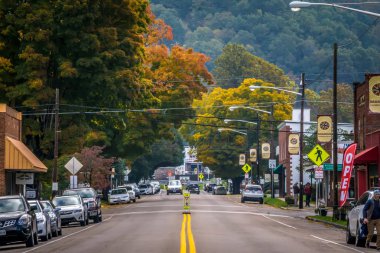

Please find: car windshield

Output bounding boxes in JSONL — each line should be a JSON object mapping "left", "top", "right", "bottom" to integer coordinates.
{"left": 41, "top": 201, "right": 53, "bottom": 211}
{"left": 139, "top": 185, "right": 147, "bottom": 189}
{"left": 53, "top": 197, "right": 80, "bottom": 207}
{"left": 169, "top": 181, "right": 180, "bottom": 186}
{"left": 0, "top": 198, "right": 25, "bottom": 213}
{"left": 246, "top": 186, "right": 261, "bottom": 191}
{"left": 64, "top": 189, "right": 95, "bottom": 198}
{"left": 111, "top": 189, "right": 126, "bottom": 195}
{"left": 28, "top": 202, "right": 42, "bottom": 213}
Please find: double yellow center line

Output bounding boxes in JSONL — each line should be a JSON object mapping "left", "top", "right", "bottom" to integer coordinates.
{"left": 180, "top": 214, "right": 196, "bottom": 253}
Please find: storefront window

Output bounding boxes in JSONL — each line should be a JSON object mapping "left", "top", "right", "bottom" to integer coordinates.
{"left": 369, "top": 164, "right": 378, "bottom": 188}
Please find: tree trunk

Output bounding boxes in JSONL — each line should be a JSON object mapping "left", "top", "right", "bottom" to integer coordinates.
{"left": 232, "top": 176, "right": 243, "bottom": 194}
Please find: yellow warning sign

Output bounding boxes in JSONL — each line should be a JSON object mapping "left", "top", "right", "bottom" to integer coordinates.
{"left": 198, "top": 173, "right": 204, "bottom": 180}
{"left": 242, "top": 163, "right": 251, "bottom": 173}
{"left": 307, "top": 144, "right": 330, "bottom": 166}
{"left": 183, "top": 192, "right": 190, "bottom": 213}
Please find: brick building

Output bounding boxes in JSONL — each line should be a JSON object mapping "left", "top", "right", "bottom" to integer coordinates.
{"left": 354, "top": 74, "right": 380, "bottom": 197}
{"left": 0, "top": 104, "right": 47, "bottom": 196}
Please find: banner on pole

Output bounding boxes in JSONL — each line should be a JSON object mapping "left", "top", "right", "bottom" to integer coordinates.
{"left": 339, "top": 143, "right": 357, "bottom": 208}
{"left": 288, "top": 133, "right": 300, "bottom": 155}
{"left": 261, "top": 143, "right": 270, "bottom": 159}
{"left": 317, "top": 115, "right": 333, "bottom": 143}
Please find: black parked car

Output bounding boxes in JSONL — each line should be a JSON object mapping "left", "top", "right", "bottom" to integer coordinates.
{"left": 205, "top": 183, "right": 217, "bottom": 192}
{"left": 0, "top": 195, "right": 39, "bottom": 247}
{"left": 186, "top": 184, "right": 200, "bottom": 194}
{"left": 63, "top": 187, "right": 102, "bottom": 223}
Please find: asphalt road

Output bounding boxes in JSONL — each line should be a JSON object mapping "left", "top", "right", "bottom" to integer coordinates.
{"left": 0, "top": 191, "right": 375, "bottom": 253}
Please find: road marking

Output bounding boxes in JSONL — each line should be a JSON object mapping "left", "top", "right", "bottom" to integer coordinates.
{"left": 262, "top": 215, "right": 297, "bottom": 229}
{"left": 131, "top": 204, "right": 245, "bottom": 208}
{"left": 187, "top": 214, "right": 196, "bottom": 253}
{"left": 180, "top": 214, "right": 196, "bottom": 253}
{"left": 21, "top": 216, "right": 113, "bottom": 253}
{"left": 310, "top": 235, "right": 365, "bottom": 253}
{"left": 180, "top": 214, "right": 187, "bottom": 253}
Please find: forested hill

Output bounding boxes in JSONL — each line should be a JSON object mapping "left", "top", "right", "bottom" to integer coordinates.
{"left": 150, "top": 0, "right": 380, "bottom": 90}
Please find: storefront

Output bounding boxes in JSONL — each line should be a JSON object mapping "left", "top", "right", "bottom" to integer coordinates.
{"left": 0, "top": 104, "right": 47, "bottom": 196}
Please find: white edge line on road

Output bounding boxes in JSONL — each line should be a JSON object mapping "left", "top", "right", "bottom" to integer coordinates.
{"left": 261, "top": 215, "right": 297, "bottom": 229}
{"left": 132, "top": 204, "right": 245, "bottom": 208}
{"left": 310, "top": 235, "right": 365, "bottom": 253}
{"left": 21, "top": 216, "right": 114, "bottom": 253}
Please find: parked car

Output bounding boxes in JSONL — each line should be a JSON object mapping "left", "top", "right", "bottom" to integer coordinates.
{"left": 126, "top": 184, "right": 141, "bottom": 199}
{"left": 150, "top": 181, "right": 161, "bottom": 194}
{"left": 166, "top": 180, "right": 183, "bottom": 195}
{"left": 62, "top": 187, "right": 102, "bottom": 223}
{"left": 205, "top": 183, "right": 217, "bottom": 192}
{"left": 186, "top": 184, "right": 200, "bottom": 194}
{"left": 118, "top": 186, "right": 136, "bottom": 203}
{"left": 108, "top": 188, "right": 130, "bottom": 204}
{"left": 241, "top": 184, "right": 264, "bottom": 204}
{"left": 52, "top": 195, "right": 89, "bottom": 227}
{"left": 138, "top": 184, "right": 153, "bottom": 195}
{"left": 347, "top": 189, "right": 376, "bottom": 247}
{"left": 213, "top": 186, "right": 227, "bottom": 195}
{"left": 40, "top": 200, "right": 62, "bottom": 237}
{"left": 0, "top": 195, "right": 38, "bottom": 247}
{"left": 27, "top": 200, "right": 52, "bottom": 241}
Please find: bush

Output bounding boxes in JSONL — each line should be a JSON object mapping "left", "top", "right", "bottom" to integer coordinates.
{"left": 285, "top": 195, "right": 294, "bottom": 205}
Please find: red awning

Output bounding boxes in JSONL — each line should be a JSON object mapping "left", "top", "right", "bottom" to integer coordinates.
{"left": 354, "top": 146, "right": 378, "bottom": 165}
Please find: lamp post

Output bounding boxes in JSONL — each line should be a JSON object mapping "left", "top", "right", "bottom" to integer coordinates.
{"left": 229, "top": 106, "right": 271, "bottom": 185}
{"left": 288, "top": 0, "right": 380, "bottom": 218}
{"left": 249, "top": 85, "right": 304, "bottom": 206}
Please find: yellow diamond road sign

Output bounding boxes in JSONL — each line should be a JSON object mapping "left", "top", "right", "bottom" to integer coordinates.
{"left": 198, "top": 173, "right": 204, "bottom": 180}
{"left": 308, "top": 144, "right": 330, "bottom": 166}
{"left": 242, "top": 163, "right": 251, "bottom": 173}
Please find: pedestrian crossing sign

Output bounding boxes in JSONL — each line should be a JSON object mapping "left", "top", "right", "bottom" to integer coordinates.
{"left": 308, "top": 144, "right": 330, "bottom": 166}
{"left": 242, "top": 163, "right": 251, "bottom": 173}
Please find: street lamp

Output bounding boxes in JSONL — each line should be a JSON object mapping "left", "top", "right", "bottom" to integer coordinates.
{"left": 229, "top": 105, "right": 271, "bottom": 114}
{"left": 289, "top": 1, "right": 380, "bottom": 17}
{"left": 224, "top": 119, "right": 257, "bottom": 125}
{"left": 217, "top": 128, "right": 247, "bottom": 135}
{"left": 250, "top": 81, "right": 305, "bottom": 207}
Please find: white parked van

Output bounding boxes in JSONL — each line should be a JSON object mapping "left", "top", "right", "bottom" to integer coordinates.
{"left": 166, "top": 180, "right": 182, "bottom": 195}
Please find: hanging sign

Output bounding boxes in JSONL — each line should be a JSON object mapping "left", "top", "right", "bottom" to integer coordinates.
{"left": 317, "top": 115, "right": 333, "bottom": 143}
{"left": 288, "top": 133, "right": 300, "bottom": 155}
{"left": 249, "top": 149, "right": 257, "bottom": 162}
{"left": 239, "top": 154, "right": 246, "bottom": 165}
{"left": 261, "top": 143, "right": 270, "bottom": 159}
{"left": 369, "top": 75, "right": 380, "bottom": 113}
{"left": 339, "top": 143, "right": 358, "bottom": 207}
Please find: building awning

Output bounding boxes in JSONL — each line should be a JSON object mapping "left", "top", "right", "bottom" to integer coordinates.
{"left": 354, "top": 146, "right": 378, "bottom": 165}
{"left": 274, "top": 164, "right": 283, "bottom": 173}
{"left": 5, "top": 136, "right": 47, "bottom": 173}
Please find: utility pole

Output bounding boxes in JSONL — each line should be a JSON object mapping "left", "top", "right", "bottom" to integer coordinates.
{"left": 270, "top": 104, "right": 275, "bottom": 198}
{"left": 256, "top": 114, "right": 261, "bottom": 186}
{"left": 52, "top": 88, "right": 59, "bottom": 198}
{"left": 333, "top": 43, "right": 338, "bottom": 218}
{"left": 299, "top": 73, "right": 305, "bottom": 209}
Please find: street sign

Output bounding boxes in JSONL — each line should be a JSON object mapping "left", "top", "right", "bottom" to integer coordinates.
{"left": 198, "top": 173, "right": 204, "bottom": 180}
{"left": 65, "top": 157, "right": 83, "bottom": 175}
{"left": 315, "top": 166, "right": 324, "bottom": 179}
{"left": 239, "top": 154, "right": 246, "bottom": 165}
{"left": 183, "top": 192, "right": 190, "bottom": 214}
{"left": 307, "top": 144, "right": 330, "bottom": 166}
{"left": 242, "top": 163, "right": 251, "bottom": 173}
{"left": 269, "top": 159, "right": 276, "bottom": 169}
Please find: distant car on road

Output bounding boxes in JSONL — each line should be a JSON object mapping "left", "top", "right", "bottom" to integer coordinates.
{"left": 213, "top": 186, "right": 227, "bottom": 195}
{"left": 347, "top": 189, "right": 377, "bottom": 247}
{"left": 27, "top": 200, "right": 52, "bottom": 241}
{"left": 108, "top": 188, "right": 130, "bottom": 204}
{"left": 62, "top": 187, "right": 102, "bottom": 223}
{"left": 52, "top": 195, "right": 89, "bottom": 227}
{"left": 138, "top": 184, "right": 153, "bottom": 195}
{"left": 186, "top": 184, "right": 200, "bottom": 194}
{"left": 241, "top": 184, "right": 264, "bottom": 204}
{"left": 118, "top": 186, "right": 136, "bottom": 203}
{"left": 126, "top": 184, "right": 141, "bottom": 199}
{"left": 167, "top": 180, "right": 183, "bottom": 195}
{"left": 0, "top": 195, "right": 38, "bottom": 247}
{"left": 205, "top": 183, "right": 217, "bottom": 192}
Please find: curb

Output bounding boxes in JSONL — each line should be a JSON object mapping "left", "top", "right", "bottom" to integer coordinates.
{"left": 305, "top": 216, "right": 346, "bottom": 230}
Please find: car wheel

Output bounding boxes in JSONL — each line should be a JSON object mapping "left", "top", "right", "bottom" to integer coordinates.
{"left": 99, "top": 213, "right": 103, "bottom": 222}
{"left": 260, "top": 198, "right": 264, "bottom": 204}
{"left": 355, "top": 223, "right": 366, "bottom": 247}
{"left": 133, "top": 199, "right": 136, "bottom": 203}
{"left": 53, "top": 228, "right": 59, "bottom": 237}
{"left": 346, "top": 220, "right": 355, "bottom": 244}
{"left": 138, "top": 195, "right": 141, "bottom": 199}
{"left": 167, "top": 192, "right": 169, "bottom": 195}
{"left": 86, "top": 215, "right": 89, "bottom": 225}
{"left": 241, "top": 198, "right": 245, "bottom": 203}
{"left": 26, "top": 234, "right": 34, "bottom": 247}
{"left": 80, "top": 220, "right": 86, "bottom": 226}
{"left": 42, "top": 224, "right": 49, "bottom": 241}
{"left": 94, "top": 213, "right": 100, "bottom": 223}
{"left": 34, "top": 230, "right": 39, "bottom": 245}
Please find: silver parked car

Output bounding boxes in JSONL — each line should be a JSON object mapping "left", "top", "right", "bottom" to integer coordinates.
{"left": 40, "top": 200, "right": 62, "bottom": 237}
{"left": 213, "top": 186, "right": 227, "bottom": 195}
{"left": 52, "top": 195, "right": 89, "bottom": 227}
{"left": 346, "top": 189, "right": 377, "bottom": 247}
{"left": 241, "top": 184, "right": 264, "bottom": 204}
{"left": 27, "top": 200, "right": 52, "bottom": 241}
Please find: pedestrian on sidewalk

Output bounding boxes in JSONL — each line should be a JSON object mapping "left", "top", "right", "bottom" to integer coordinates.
{"left": 363, "top": 190, "right": 380, "bottom": 249}
{"left": 304, "top": 182, "right": 312, "bottom": 207}
{"left": 293, "top": 183, "right": 300, "bottom": 207}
